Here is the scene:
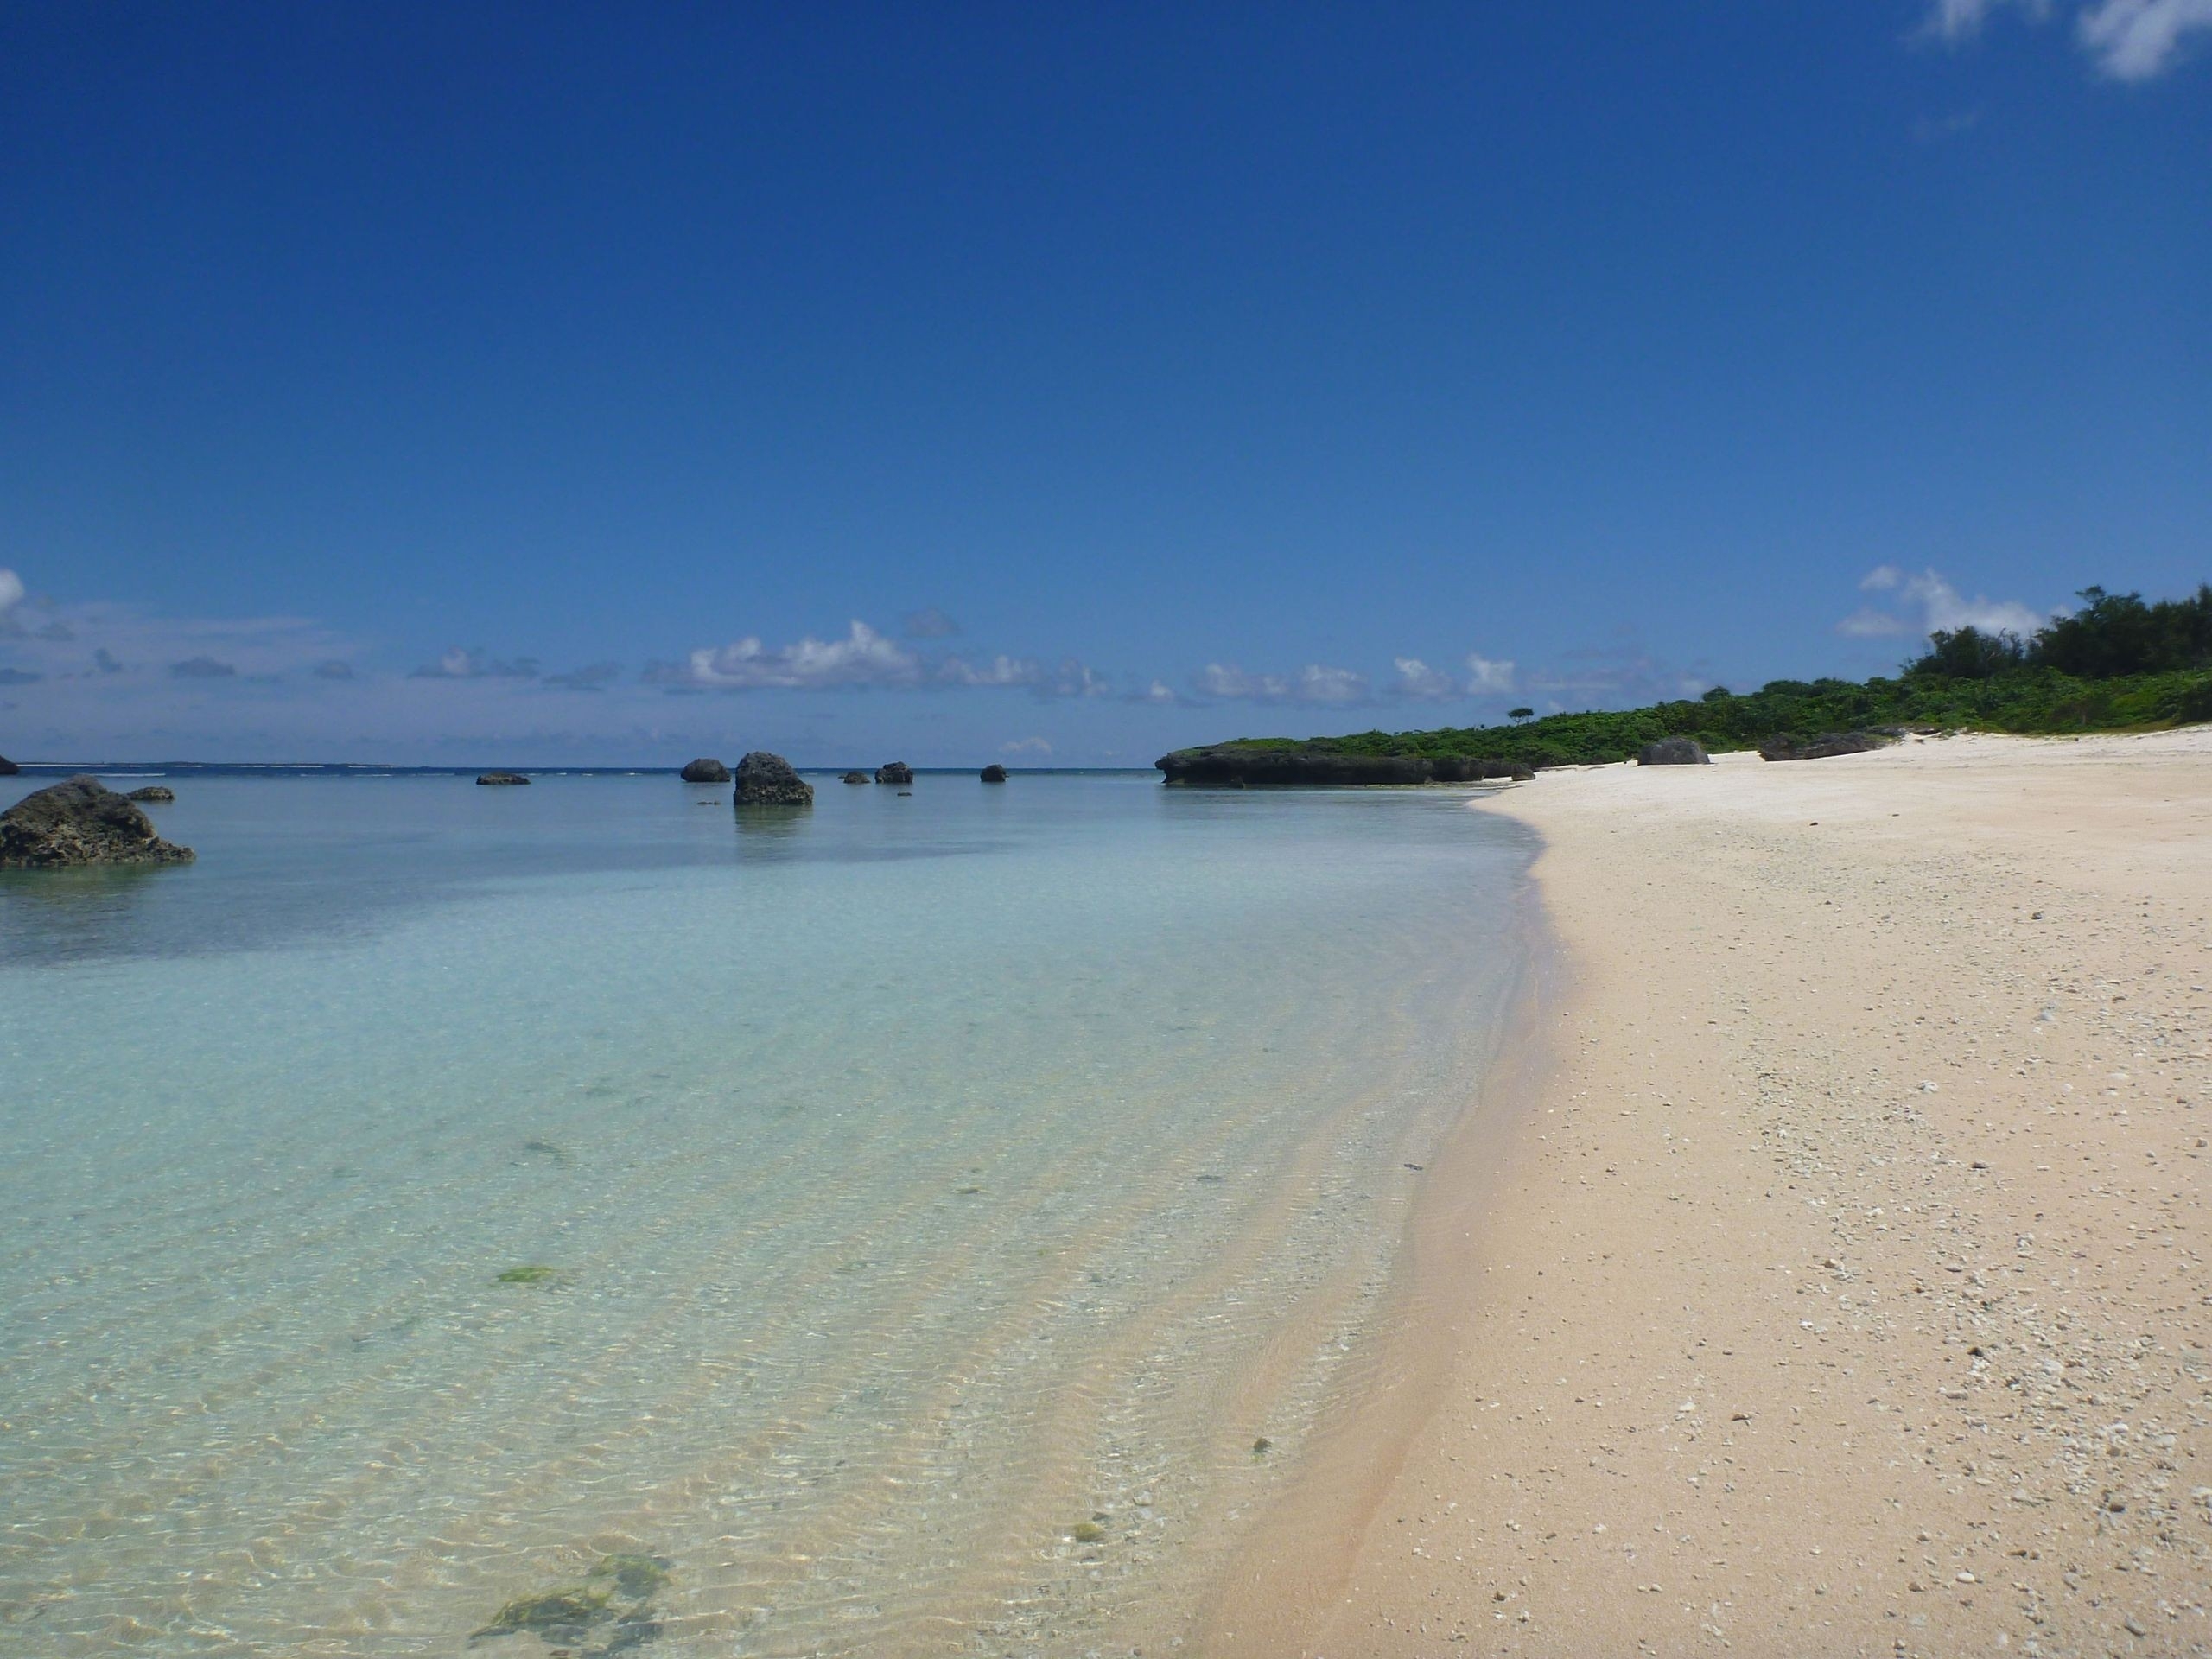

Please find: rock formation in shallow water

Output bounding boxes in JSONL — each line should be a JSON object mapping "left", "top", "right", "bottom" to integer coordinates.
{"left": 842, "top": 771, "right": 868, "bottom": 784}
{"left": 476, "top": 772, "right": 531, "bottom": 785}
{"left": 1758, "top": 730, "right": 1894, "bottom": 762}
{"left": 734, "top": 751, "right": 813, "bottom": 805}
{"left": 874, "top": 761, "right": 913, "bottom": 785}
{"left": 0, "top": 775, "right": 194, "bottom": 868}
{"left": 680, "top": 757, "right": 731, "bottom": 783}
{"left": 1636, "top": 737, "right": 1709, "bottom": 766}
{"left": 980, "top": 764, "right": 1007, "bottom": 783}
{"left": 0, "top": 753, "right": 18, "bottom": 776}
{"left": 125, "top": 785, "right": 175, "bottom": 803}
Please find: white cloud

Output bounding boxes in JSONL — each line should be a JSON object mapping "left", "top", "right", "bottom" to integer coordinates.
{"left": 938, "top": 653, "right": 1038, "bottom": 689}
{"left": 1297, "top": 664, "right": 1367, "bottom": 702}
{"left": 2078, "top": 0, "right": 2212, "bottom": 76}
{"left": 1130, "top": 679, "right": 1184, "bottom": 706}
{"left": 1923, "top": 0, "right": 2051, "bottom": 40}
{"left": 1840, "top": 566, "right": 2045, "bottom": 639}
{"left": 1001, "top": 736, "right": 1053, "bottom": 756}
{"left": 938, "top": 653, "right": 1109, "bottom": 698}
{"left": 410, "top": 647, "right": 542, "bottom": 680}
{"left": 655, "top": 620, "right": 925, "bottom": 691}
{"left": 1922, "top": 0, "right": 2209, "bottom": 75}
{"left": 1197, "top": 662, "right": 1370, "bottom": 703}
{"left": 1393, "top": 657, "right": 1459, "bottom": 700}
{"left": 0, "top": 568, "right": 23, "bottom": 621}
{"left": 1465, "top": 653, "right": 1516, "bottom": 694}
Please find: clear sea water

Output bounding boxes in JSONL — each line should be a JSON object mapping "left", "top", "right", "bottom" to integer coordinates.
{"left": 0, "top": 771, "right": 1534, "bottom": 1657}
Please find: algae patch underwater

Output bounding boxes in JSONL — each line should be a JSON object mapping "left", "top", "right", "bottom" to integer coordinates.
{"left": 470, "top": 1554, "right": 672, "bottom": 1653}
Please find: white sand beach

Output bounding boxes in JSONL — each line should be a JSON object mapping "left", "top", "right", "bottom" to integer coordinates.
{"left": 1206, "top": 729, "right": 2212, "bottom": 1656}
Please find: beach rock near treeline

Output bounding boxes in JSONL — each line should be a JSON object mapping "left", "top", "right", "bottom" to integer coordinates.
{"left": 680, "top": 757, "right": 731, "bottom": 784}
{"left": 1758, "top": 731, "right": 1894, "bottom": 763}
{"left": 874, "top": 761, "right": 913, "bottom": 785}
{"left": 125, "top": 785, "right": 175, "bottom": 803}
{"left": 0, "top": 754, "right": 18, "bottom": 776}
{"left": 0, "top": 775, "right": 194, "bottom": 868}
{"left": 477, "top": 772, "right": 531, "bottom": 785}
{"left": 1156, "top": 746, "right": 1531, "bottom": 787}
{"left": 1637, "top": 737, "right": 1709, "bottom": 766}
{"left": 980, "top": 765, "right": 1008, "bottom": 783}
{"left": 841, "top": 771, "right": 868, "bottom": 784}
{"left": 734, "top": 751, "right": 812, "bottom": 806}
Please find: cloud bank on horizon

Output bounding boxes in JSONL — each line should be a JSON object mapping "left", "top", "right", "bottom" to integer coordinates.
{"left": 0, "top": 560, "right": 2060, "bottom": 761}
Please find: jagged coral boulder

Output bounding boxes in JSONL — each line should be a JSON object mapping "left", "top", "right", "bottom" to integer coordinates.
{"left": 1758, "top": 731, "right": 1893, "bottom": 762}
{"left": 680, "top": 757, "right": 730, "bottom": 783}
{"left": 1636, "top": 737, "right": 1709, "bottom": 766}
{"left": 126, "top": 785, "right": 175, "bottom": 803}
{"left": 734, "top": 751, "right": 812, "bottom": 806}
{"left": 980, "top": 764, "right": 1008, "bottom": 783}
{"left": 874, "top": 761, "right": 913, "bottom": 785}
{"left": 0, "top": 775, "right": 194, "bottom": 868}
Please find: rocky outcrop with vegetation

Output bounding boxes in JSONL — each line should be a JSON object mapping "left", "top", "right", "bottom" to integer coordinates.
{"left": 1156, "top": 746, "right": 1529, "bottom": 787}
{"left": 1164, "top": 582, "right": 2212, "bottom": 778}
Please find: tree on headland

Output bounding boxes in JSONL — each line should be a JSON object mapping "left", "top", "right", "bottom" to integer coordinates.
{"left": 1507, "top": 707, "right": 1534, "bottom": 722}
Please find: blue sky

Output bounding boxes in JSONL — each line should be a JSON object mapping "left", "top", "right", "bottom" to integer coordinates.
{"left": 3, "top": 1, "right": 2207, "bottom": 764}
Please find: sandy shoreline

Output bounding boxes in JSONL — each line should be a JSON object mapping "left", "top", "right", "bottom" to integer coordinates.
{"left": 1203, "top": 730, "right": 2212, "bottom": 1657}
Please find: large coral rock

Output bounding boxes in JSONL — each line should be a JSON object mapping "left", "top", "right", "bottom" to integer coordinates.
{"left": 874, "top": 761, "right": 913, "bottom": 785}
{"left": 734, "top": 752, "right": 813, "bottom": 806}
{"left": 680, "top": 758, "right": 731, "bottom": 783}
{"left": 0, "top": 775, "right": 194, "bottom": 868}
{"left": 1636, "top": 737, "right": 1709, "bottom": 766}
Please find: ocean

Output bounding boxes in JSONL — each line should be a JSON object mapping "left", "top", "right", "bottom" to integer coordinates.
{"left": 0, "top": 769, "right": 1534, "bottom": 1656}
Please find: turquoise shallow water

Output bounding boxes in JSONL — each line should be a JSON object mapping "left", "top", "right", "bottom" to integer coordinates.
{"left": 0, "top": 772, "right": 1534, "bottom": 1657}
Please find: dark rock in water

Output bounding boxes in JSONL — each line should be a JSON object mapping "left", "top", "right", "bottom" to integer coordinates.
{"left": 874, "top": 760, "right": 913, "bottom": 785}
{"left": 0, "top": 775, "right": 195, "bottom": 868}
{"left": 125, "top": 785, "right": 175, "bottom": 803}
{"left": 1636, "top": 737, "right": 1709, "bottom": 766}
{"left": 1758, "top": 731, "right": 1893, "bottom": 762}
{"left": 734, "top": 751, "right": 813, "bottom": 806}
{"left": 476, "top": 772, "right": 531, "bottom": 785}
{"left": 842, "top": 770, "right": 868, "bottom": 784}
{"left": 679, "top": 757, "right": 730, "bottom": 783}
{"left": 0, "top": 754, "right": 17, "bottom": 776}
{"left": 1157, "top": 746, "right": 1528, "bottom": 787}
{"left": 469, "top": 1554, "right": 671, "bottom": 1650}
{"left": 980, "top": 764, "right": 1008, "bottom": 783}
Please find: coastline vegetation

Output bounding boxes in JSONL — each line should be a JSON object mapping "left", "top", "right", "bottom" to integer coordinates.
{"left": 1194, "top": 584, "right": 2212, "bottom": 770}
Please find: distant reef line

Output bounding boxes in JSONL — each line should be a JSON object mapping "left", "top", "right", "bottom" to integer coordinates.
{"left": 1160, "top": 582, "right": 2212, "bottom": 784}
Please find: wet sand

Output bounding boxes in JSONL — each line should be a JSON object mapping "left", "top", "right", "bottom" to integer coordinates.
{"left": 1204, "top": 729, "right": 2212, "bottom": 1657}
